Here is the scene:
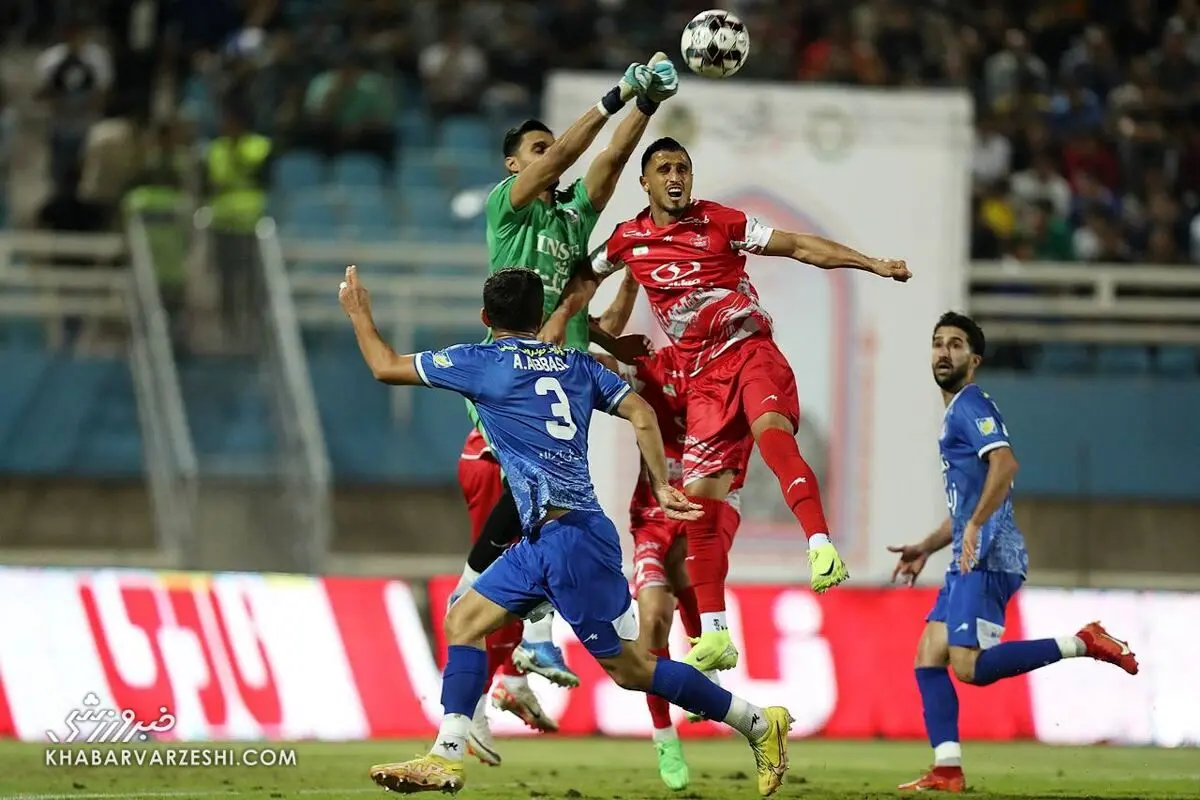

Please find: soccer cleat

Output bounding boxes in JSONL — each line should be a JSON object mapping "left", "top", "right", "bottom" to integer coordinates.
{"left": 654, "top": 738, "right": 690, "bottom": 791}
{"left": 369, "top": 754, "right": 465, "bottom": 794}
{"left": 897, "top": 765, "right": 966, "bottom": 792}
{"left": 466, "top": 708, "right": 500, "bottom": 767}
{"left": 683, "top": 630, "right": 739, "bottom": 672}
{"left": 512, "top": 641, "right": 580, "bottom": 688}
{"left": 686, "top": 669, "right": 722, "bottom": 722}
{"left": 747, "top": 706, "right": 793, "bottom": 797}
{"left": 1076, "top": 621, "right": 1139, "bottom": 675}
{"left": 808, "top": 542, "right": 849, "bottom": 593}
{"left": 491, "top": 683, "right": 559, "bottom": 733}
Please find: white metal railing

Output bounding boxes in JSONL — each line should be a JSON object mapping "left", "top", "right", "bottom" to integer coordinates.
{"left": 125, "top": 212, "right": 199, "bottom": 565}
{"left": 257, "top": 220, "right": 334, "bottom": 573}
{"left": 0, "top": 232, "right": 128, "bottom": 323}
{"left": 969, "top": 261, "right": 1200, "bottom": 344}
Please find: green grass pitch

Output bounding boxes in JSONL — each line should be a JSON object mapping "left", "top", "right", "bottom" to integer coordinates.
{"left": 2, "top": 738, "right": 1198, "bottom": 799}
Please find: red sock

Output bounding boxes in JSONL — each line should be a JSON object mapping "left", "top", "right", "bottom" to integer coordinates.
{"left": 646, "top": 647, "right": 674, "bottom": 729}
{"left": 683, "top": 497, "right": 730, "bottom": 614}
{"left": 487, "top": 619, "right": 524, "bottom": 679}
{"left": 675, "top": 585, "right": 702, "bottom": 640}
{"left": 756, "top": 427, "right": 830, "bottom": 539}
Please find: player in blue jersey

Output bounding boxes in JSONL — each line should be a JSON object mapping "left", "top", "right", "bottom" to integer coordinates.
{"left": 339, "top": 265, "right": 794, "bottom": 797}
{"left": 889, "top": 312, "right": 1140, "bottom": 794}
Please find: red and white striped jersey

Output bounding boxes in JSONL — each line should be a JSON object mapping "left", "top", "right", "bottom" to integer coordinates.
{"left": 591, "top": 199, "right": 775, "bottom": 376}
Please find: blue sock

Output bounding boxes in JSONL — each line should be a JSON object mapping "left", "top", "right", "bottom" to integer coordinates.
{"left": 650, "top": 658, "right": 733, "bottom": 721}
{"left": 915, "top": 667, "right": 959, "bottom": 749}
{"left": 972, "top": 639, "right": 1062, "bottom": 687}
{"left": 441, "top": 644, "right": 488, "bottom": 716}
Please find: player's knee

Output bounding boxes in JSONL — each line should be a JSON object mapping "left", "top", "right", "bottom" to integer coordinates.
{"left": 600, "top": 649, "right": 656, "bottom": 692}
{"left": 948, "top": 647, "right": 980, "bottom": 684}
{"left": 443, "top": 598, "right": 487, "bottom": 646}
{"left": 750, "top": 410, "right": 793, "bottom": 439}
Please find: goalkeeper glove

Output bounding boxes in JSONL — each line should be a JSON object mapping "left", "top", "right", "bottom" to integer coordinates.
{"left": 598, "top": 62, "right": 653, "bottom": 116}
{"left": 638, "top": 53, "right": 679, "bottom": 115}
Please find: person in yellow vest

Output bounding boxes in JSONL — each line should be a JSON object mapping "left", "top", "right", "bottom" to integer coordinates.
{"left": 203, "top": 104, "right": 272, "bottom": 341}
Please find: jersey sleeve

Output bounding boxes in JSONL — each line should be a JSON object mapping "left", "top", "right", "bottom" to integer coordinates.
{"left": 952, "top": 389, "right": 1012, "bottom": 459}
{"left": 562, "top": 178, "right": 601, "bottom": 239}
{"left": 722, "top": 206, "right": 775, "bottom": 255}
{"left": 584, "top": 356, "right": 633, "bottom": 415}
{"left": 485, "top": 175, "right": 533, "bottom": 237}
{"left": 590, "top": 224, "right": 627, "bottom": 279}
{"left": 414, "top": 344, "right": 488, "bottom": 400}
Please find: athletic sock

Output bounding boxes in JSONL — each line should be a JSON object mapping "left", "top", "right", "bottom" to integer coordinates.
{"left": 649, "top": 657, "right": 734, "bottom": 727}
{"left": 972, "top": 639, "right": 1065, "bottom": 686}
{"left": 682, "top": 497, "right": 730, "bottom": 617}
{"left": 431, "top": 645, "right": 488, "bottom": 761}
{"left": 646, "top": 647, "right": 674, "bottom": 729}
{"left": 675, "top": 585, "right": 702, "bottom": 640}
{"left": 916, "top": 667, "right": 960, "bottom": 765}
{"left": 756, "top": 427, "right": 829, "bottom": 540}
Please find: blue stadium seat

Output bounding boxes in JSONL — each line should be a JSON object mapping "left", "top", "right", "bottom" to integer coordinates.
{"left": 343, "top": 188, "right": 395, "bottom": 236}
{"left": 396, "top": 157, "right": 439, "bottom": 191}
{"left": 1035, "top": 343, "right": 1092, "bottom": 373}
{"left": 396, "top": 107, "right": 434, "bottom": 149}
{"left": 439, "top": 116, "right": 491, "bottom": 153}
{"left": 1095, "top": 345, "right": 1152, "bottom": 374}
{"left": 402, "top": 188, "right": 456, "bottom": 235}
{"left": 274, "top": 151, "right": 325, "bottom": 193}
{"left": 1156, "top": 346, "right": 1199, "bottom": 376}
{"left": 283, "top": 191, "right": 339, "bottom": 236}
{"left": 332, "top": 154, "right": 386, "bottom": 188}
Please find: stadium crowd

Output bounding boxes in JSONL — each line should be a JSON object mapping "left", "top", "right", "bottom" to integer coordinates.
{"left": 1, "top": 0, "right": 1199, "bottom": 266}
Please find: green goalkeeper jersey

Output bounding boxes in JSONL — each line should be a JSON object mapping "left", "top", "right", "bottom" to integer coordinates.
{"left": 467, "top": 174, "right": 602, "bottom": 441}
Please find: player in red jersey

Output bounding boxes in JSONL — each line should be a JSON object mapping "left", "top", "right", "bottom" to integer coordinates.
{"left": 544, "top": 136, "right": 911, "bottom": 672}
{"left": 589, "top": 277, "right": 746, "bottom": 791}
{"left": 456, "top": 430, "right": 557, "bottom": 767}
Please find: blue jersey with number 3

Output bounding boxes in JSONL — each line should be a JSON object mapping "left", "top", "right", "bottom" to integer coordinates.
{"left": 416, "top": 338, "right": 631, "bottom": 532}
{"left": 939, "top": 384, "right": 1028, "bottom": 576}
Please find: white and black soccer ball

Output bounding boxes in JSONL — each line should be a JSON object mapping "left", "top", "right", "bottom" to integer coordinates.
{"left": 680, "top": 9, "right": 750, "bottom": 78}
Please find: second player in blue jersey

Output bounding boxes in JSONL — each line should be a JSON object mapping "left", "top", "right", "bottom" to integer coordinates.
{"left": 338, "top": 265, "right": 795, "bottom": 797}
{"left": 888, "top": 312, "right": 1140, "bottom": 794}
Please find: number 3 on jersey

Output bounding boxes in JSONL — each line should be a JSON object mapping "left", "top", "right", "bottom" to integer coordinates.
{"left": 535, "top": 376, "right": 577, "bottom": 440}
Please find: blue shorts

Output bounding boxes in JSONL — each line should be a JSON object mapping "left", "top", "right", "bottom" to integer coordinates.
{"left": 927, "top": 570, "right": 1024, "bottom": 649}
{"left": 472, "top": 510, "right": 636, "bottom": 658}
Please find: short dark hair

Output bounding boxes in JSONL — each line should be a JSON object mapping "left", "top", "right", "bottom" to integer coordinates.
{"left": 484, "top": 268, "right": 545, "bottom": 333}
{"left": 640, "top": 137, "right": 690, "bottom": 173}
{"left": 934, "top": 311, "right": 986, "bottom": 358}
{"left": 502, "top": 119, "right": 553, "bottom": 158}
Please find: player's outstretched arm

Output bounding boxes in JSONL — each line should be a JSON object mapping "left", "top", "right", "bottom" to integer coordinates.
{"left": 762, "top": 230, "right": 912, "bottom": 282}
{"left": 595, "top": 267, "right": 640, "bottom": 337}
{"left": 614, "top": 392, "right": 702, "bottom": 522}
{"left": 509, "top": 64, "right": 655, "bottom": 209}
{"left": 583, "top": 54, "right": 679, "bottom": 210}
{"left": 339, "top": 265, "right": 423, "bottom": 385}
{"left": 586, "top": 269, "right": 649, "bottom": 363}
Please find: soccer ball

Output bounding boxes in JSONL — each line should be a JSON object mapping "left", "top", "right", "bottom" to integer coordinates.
{"left": 680, "top": 9, "right": 750, "bottom": 78}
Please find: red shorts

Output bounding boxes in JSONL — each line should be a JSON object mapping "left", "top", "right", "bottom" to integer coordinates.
{"left": 630, "top": 516, "right": 686, "bottom": 597}
{"left": 458, "top": 443, "right": 504, "bottom": 542}
{"left": 630, "top": 502, "right": 741, "bottom": 597}
{"left": 682, "top": 335, "right": 799, "bottom": 486}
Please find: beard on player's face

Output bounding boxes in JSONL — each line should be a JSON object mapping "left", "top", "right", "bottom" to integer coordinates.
{"left": 932, "top": 356, "right": 971, "bottom": 391}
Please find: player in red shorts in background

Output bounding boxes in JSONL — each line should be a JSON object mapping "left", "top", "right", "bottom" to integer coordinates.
{"left": 590, "top": 278, "right": 746, "bottom": 792}
{"left": 544, "top": 136, "right": 912, "bottom": 673}
{"left": 456, "top": 430, "right": 557, "bottom": 767}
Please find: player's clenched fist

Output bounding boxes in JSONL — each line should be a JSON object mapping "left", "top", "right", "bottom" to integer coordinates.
{"left": 870, "top": 258, "right": 912, "bottom": 282}
{"left": 646, "top": 52, "right": 679, "bottom": 104}
{"left": 655, "top": 484, "right": 704, "bottom": 522}
{"left": 339, "top": 265, "right": 372, "bottom": 316}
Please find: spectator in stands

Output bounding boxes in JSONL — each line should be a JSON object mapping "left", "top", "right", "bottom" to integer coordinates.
{"left": 35, "top": 20, "right": 113, "bottom": 189}
{"left": 302, "top": 50, "right": 395, "bottom": 169}
{"left": 484, "top": 16, "right": 549, "bottom": 118}
{"left": 973, "top": 113, "right": 1012, "bottom": 187}
{"left": 1011, "top": 150, "right": 1072, "bottom": 219}
{"left": 417, "top": 21, "right": 487, "bottom": 123}
{"left": 984, "top": 29, "right": 1048, "bottom": 110}
{"left": 1022, "top": 198, "right": 1074, "bottom": 261}
{"left": 77, "top": 100, "right": 142, "bottom": 220}
{"left": 203, "top": 104, "right": 272, "bottom": 344}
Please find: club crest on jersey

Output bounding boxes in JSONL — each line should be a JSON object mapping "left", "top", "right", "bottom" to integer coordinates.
{"left": 975, "top": 416, "right": 997, "bottom": 436}
{"left": 663, "top": 383, "right": 677, "bottom": 397}
{"left": 432, "top": 350, "right": 453, "bottom": 368}
{"left": 690, "top": 234, "right": 709, "bottom": 249}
